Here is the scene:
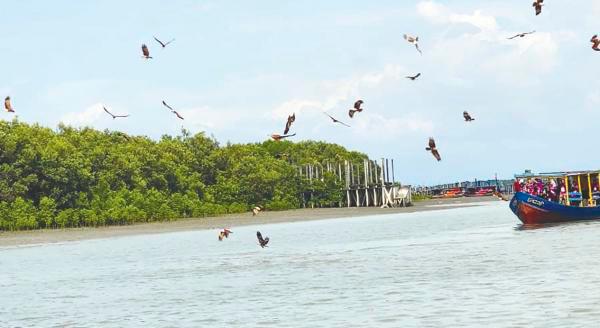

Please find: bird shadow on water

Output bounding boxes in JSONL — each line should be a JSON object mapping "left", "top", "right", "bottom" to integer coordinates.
{"left": 514, "top": 220, "right": 600, "bottom": 231}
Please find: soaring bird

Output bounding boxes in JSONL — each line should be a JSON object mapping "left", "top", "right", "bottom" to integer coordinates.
{"left": 284, "top": 113, "right": 295, "bottom": 134}
{"left": 403, "top": 34, "right": 422, "bottom": 54}
{"left": 591, "top": 35, "right": 600, "bottom": 51}
{"left": 4, "top": 96, "right": 14, "bottom": 113}
{"left": 141, "top": 44, "right": 152, "bottom": 59}
{"left": 406, "top": 73, "right": 421, "bottom": 81}
{"left": 348, "top": 100, "right": 364, "bottom": 118}
{"left": 323, "top": 112, "right": 350, "bottom": 127}
{"left": 463, "top": 111, "right": 475, "bottom": 122}
{"left": 507, "top": 31, "right": 536, "bottom": 39}
{"left": 532, "top": 0, "right": 543, "bottom": 16}
{"left": 218, "top": 228, "right": 233, "bottom": 241}
{"left": 153, "top": 36, "right": 175, "bottom": 48}
{"left": 426, "top": 138, "right": 441, "bottom": 161}
{"left": 256, "top": 231, "right": 270, "bottom": 248}
{"left": 271, "top": 133, "right": 296, "bottom": 141}
{"left": 252, "top": 206, "right": 262, "bottom": 216}
{"left": 103, "top": 107, "right": 129, "bottom": 119}
{"left": 161, "top": 101, "right": 184, "bottom": 120}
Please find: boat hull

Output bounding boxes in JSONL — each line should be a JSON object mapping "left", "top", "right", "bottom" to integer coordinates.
{"left": 510, "top": 192, "right": 600, "bottom": 224}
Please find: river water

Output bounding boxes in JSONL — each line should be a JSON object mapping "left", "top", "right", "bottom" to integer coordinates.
{"left": 2, "top": 201, "right": 600, "bottom": 327}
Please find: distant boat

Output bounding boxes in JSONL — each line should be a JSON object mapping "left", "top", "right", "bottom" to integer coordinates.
{"left": 510, "top": 170, "right": 600, "bottom": 224}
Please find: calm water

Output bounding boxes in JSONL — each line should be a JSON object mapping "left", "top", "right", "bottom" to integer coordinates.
{"left": 2, "top": 202, "right": 600, "bottom": 327}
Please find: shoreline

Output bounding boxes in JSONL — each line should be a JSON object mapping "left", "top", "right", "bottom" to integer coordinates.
{"left": 0, "top": 196, "right": 502, "bottom": 247}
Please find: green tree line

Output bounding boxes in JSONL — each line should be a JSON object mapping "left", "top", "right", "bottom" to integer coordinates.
{"left": 0, "top": 119, "right": 369, "bottom": 230}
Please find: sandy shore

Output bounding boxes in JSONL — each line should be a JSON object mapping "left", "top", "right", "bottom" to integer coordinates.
{"left": 0, "top": 196, "right": 501, "bottom": 247}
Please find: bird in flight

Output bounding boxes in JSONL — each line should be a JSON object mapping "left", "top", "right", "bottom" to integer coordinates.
{"left": 591, "top": 35, "right": 600, "bottom": 51}
{"left": 406, "top": 73, "right": 421, "bottom": 81}
{"left": 348, "top": 100, "right": 364, "bottom": 118}
{"left": 103, "top": 107, "right": 129, "bottom": 119}
{"left": 532, "top": 0, "right": 543, "bottom": 16}
{"left": 161, "top": 101, "right": 184, "bottom": 120}
{"left": 252, "top": 206, "right": 262, "bottom": 216}
{"left": 256, "top": 231, "right": 270, "bottom": 248}
{"left": 284, "top": 113, "right": 295, "bottom": 135}
{"left": 218, "top": 228, "right": 233, "bottom": 241}
{"left": 323, "top": 112, "right": 350, "bottom": 127}
{"left": 463, "top": 111, "right": 475, "bottom": 122}
{"left": 4, "top": 96, "right": 14, "bottom": 113}
{"left": 507, "top": 31, "right": 536, "bottom": 39}
{"left": 153, "top": 36, "right": 175, "bottom": 48}
{"left": 403, "top": 34, "right": 422, "bottom": 54}
{"left": 271, "top": 133, "right": 296, "bottom": 141}
{"left": 426, "top": 138, "right": 441, "bottom": 161}
{"left": 141, "top": 44, "right": 152, "bottom": 59}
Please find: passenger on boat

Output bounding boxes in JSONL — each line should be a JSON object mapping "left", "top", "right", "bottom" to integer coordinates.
{"left": 513, "top": 179, "right": 522, "bottom": 193}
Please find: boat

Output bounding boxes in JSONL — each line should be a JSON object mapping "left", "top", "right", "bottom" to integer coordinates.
{"left": 510, "top": 170, "right": 600, "bottom": 224}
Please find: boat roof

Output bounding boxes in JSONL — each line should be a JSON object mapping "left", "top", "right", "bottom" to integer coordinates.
{"left": 515, "top": 170, "right": 600, "bottom": 178}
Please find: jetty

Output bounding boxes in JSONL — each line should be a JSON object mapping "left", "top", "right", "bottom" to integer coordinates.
{"left": 297, "top": 158, "right": 412, "bottom": 208}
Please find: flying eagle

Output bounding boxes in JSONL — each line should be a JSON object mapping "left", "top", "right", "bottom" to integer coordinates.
{"left": 218, "top": 228, "right": 233, "bottom": 241}
{"left": 284, "top": 113, "right": 295, "bottom": 134}
{"left": 463, "top": 111, "right": 475, "bottom": 122}
{"left": 252, "top": 206, "right": 262, "bottom": 216}
{"left": 153, "top": 36, "right": 175, "bottom": 48}
{"left": 141, "top": 44, "right": 152, "bottom": 59}
{"left": 406, "top": 73, "right": 421, "bottom": 81}
{"left": 591, "top": 35, "right": 600, "bottom": 51}
{"left": 103, "top": 107, "right": 129, "bottom": 119}
{"left": 4, "top": 96, "right": 14, "bottom": 113}
{"left": 426, "top": 137, "right": 441, "bottom": 161}
{"left": 403, "top": 34, "right": 422, "bottom": 54}
{"left": 323, "top": 112, "right": 350, "bottom": 127}
{"left": 532, "top": 0, "right": 543, "bottom": 16}
{"left": 348, "top": 100, "right": 364, "bottom": 118}
{"left": 257, "top": 231, "right": 270, "bottom": 248}
{"left": 507, "top": 31, "right": 536, "bottom": 39}
{"left": 271, "top": 133, "right": 296, "bottom": 141}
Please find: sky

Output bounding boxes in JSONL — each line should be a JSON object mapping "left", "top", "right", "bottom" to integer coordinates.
{"left": 1, "top": 0, "right": 599, "bottom": 185}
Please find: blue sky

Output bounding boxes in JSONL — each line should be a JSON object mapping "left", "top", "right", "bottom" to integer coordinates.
{"left": 1, "top": 1, "right": 599, "bottom": 185}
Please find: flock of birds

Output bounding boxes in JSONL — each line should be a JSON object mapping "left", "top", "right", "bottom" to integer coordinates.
{"left": 1, "top": 2, "right": 599, "bottom": 247}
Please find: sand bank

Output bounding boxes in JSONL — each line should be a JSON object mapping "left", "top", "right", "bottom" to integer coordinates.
{"left": 0, "top": 196, "right": 502, "bottom": 247}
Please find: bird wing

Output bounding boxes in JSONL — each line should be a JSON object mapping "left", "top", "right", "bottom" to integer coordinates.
{"left": 284, "top": 115, "right": 293, "bottom": 134}
{"left": 431, "top": 149, "right": 441, "bottom": 161}
{"left": 162, "top": 101, "right": 174, "bottom": 111}
{"left": 164, "top": 39, "right": 175, "bottom": 46}
{"left": 153, "top": 36, "right": 165, "bottom": 47}
{"left": 257, "top": 231, "right": 264, "bottom": 243}
{"left": 173, "top": 111, "right": 184, "bottom": 120}
{"left": 338, "top": 120, "right": 351, "bottom": 127}
{"left": 415, "top": 43, "right": 422, "bottom": 54}
{"left": 263, "top": 237, "right": 269, "bottom": 246}
{"left": 507, "top": 34, "right": 519, "bottom": 39}
{"left": 103, "top": 106, "right": 114, "bottom": 117}
{"left": 428, "top": 138, "right": 436, "bottom": 149}
{"left": 403, "top": 34, "right": 408, "bottom": 41}
{"left": 354, "top": 100, "right": 363, "bottom": 110}
{"left": 592, "top": 35, "right": 598, "bottom": 42}
{"left": 4, "top": 97, "right": 11, "bottom": 111}
{"left": 463, "top": 111, "right": 469, "bottom": 119}
{"left": 414, "top": 73, "right": 421, "bottom": 78}
{"left": 348, "top": 110, "right": 355, "bottom": 118}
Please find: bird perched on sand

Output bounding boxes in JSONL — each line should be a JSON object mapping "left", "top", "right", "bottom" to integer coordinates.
{"left": 323, "top": 112, "right": 350, "bottom": 127}
{"left": 218, "top": 228, "right": 233, "bottom": 241}
{"left": 252, "top": 206, "right": 262, "bottom": 216}
{"left": 153, "top": 36, "right": 175, "bottom": 48}
{"left": 591, "top": 35, "right": 600, "bottom": 51}
{"left": 463, "top": 111, "right": 475, "bottom": 122}
{"left": 507, "top": 31, "right": 536, "bottom": 39}
{"left": 271, "top": 133, "right": 296, "bottom": 141}
{"left": 532, "top": 0, "right": 543, "bottom": 16}
{"left": 348, "top": 100, "right": 364, "bottom": 118}
{"left": 4, "top": 96, "right": 14, "bottom": 113}
{"left": 426, "top": 138, "right": 441, "bottom": 161}
{"left": 403, "top": 34, "right": 422, "bottom": 54}
{"left": 141, "top": 44, "right": 152, "bottom": 59}
{"left": 406, "top": 73, "right": 421, "bottom": 81}
{"left": 103, "top": 107, "right": 129, "bottom": 119}
{"left": 161, "top": 100, "right": 184, "bottom": 120}
{"left": 256, "top": 231, "right": 270, "bottom": 248}
{"left": 284, "top": 113, "right": 295, "bottom": 134}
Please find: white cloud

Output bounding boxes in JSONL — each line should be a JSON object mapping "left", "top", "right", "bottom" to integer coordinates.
{"left": 60, "top": 103, "right": 105, "bottom": 126}
{"left": 417, "top": 1, "right": 497, "bottom": 32}
{"left": 272, "top": 64, "right": 404, "bottom": 119}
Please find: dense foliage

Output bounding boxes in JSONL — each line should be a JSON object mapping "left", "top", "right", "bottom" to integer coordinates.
{"left": 0, "top": 119, "right": 369, "bottom": 230}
